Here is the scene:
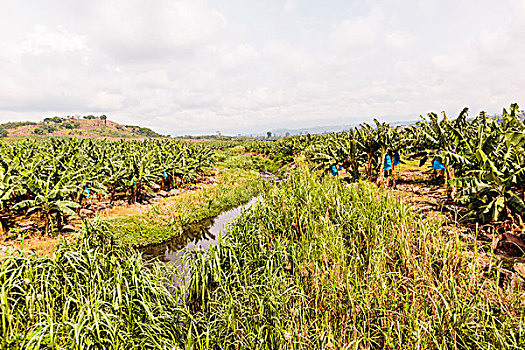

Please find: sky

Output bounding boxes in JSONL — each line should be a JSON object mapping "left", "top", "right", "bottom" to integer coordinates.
{"left": 0, "top": 0, "right": 524, "bottom": 135}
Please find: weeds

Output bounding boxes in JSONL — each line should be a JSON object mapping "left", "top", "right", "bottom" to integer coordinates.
{"left": 3, "top": 161, "right": 525, "bottom": 349}
{"left": 182, "top": 166, "right": 525, "bottom": 349}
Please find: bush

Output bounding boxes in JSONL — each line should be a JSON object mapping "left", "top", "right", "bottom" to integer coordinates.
{"left": 0, "top": 129, "right": 8, "bottom": 138}
{"left": 44, "top": 116, "right": 63, "bottom": 123}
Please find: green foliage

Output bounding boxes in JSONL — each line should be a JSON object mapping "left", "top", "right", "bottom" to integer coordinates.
{"left": 0, "top": 138, "right": 215, "bottom": 234}
{"left": 62, "top": 121, "right": 81, "bottom": 130}
{"left": 182, "top": 167, "right": 525, "bottom": 348}
{"left": 43, "top": 116, "right": 63, "bottom": 123}
{"left": 0, "top": 121, "right": 37, "bottom": 129}
{"left": 245, "top": 135, "right": 314, "bottom": 170}
{"left": 110, "top": 165, "right": 262, "bottom": 246}
{"left": 0, "top": 129, "right": 8, "bottom": 138}
{"left": 0, "top": 221, "right": 185, "bottom": 349}
{"left": 252, "top": 104, "right": 524, "bottom": 224}
{"left": 224, "top": 154, "right": 278, "bottom": 172}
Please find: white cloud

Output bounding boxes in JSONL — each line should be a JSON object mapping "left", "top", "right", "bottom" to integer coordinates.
{"left": 0, "top": 0, "right": 523, "bottom": 135}
{"left": 0, "top": 25, "right": 89, "bottom": 62}
{"left": 283, "top": 0, "right": 300, "bottom": 13}
{"left": 384, "top": 30, "right": 414, "bottom": 48}
{"left": 263, "top": 42, "right": 316, "bottom": 73}
{"left": 431, "top": 53, "right": 474, "bottom": 73}
{"left": 330, "top": 8, "right": 384, "bottom": 48}
{"left": 210, "top": 44, "right": 260, "bottom": 70}
{"left": 90, "top": 0, "right": 227, "bottom": 62}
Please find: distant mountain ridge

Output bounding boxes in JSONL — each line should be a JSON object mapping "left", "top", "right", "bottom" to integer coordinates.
{"left": 0, "top": 115, "right": 164, "bottom": 139}
{"left": 270, "top": 119, "right": 420, "bottom": 137}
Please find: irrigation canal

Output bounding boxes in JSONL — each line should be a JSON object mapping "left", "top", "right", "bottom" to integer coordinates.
{"left": 139, "top": 196, "right": 261, "bottom": 264}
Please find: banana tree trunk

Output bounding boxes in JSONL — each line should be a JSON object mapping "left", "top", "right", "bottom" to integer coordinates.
{"left": 43, "top": 215, "right": 50, "bottom": 236}
{"left": 128, "top": 186, "right": 135, "bottom": 204}
{"left": 56, "top": 212, "right": 63, "bottom": 231}
{"left": 445, "top": 165, "right": 456, "bottom": 199}
{"left": 110, "top": 186, "right": 116, "bottom": 204}
{"left": 377, "top": 150, "right": 387, "bottom": 187}
{"left": 0, "top": 215, "right": 8, "bottom": 237}
{"left": 367, "top": 147, "right": 373, "bottom": 178}
{"left": 351, "top": 160, "right": 359, "bottom": 180}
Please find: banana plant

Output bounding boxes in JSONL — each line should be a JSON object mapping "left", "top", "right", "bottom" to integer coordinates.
{"left": 450, "top": 107, "right": 525, "bottom": 223}
{"left": 310, "top": 130, "right": 365, "bottom": 180}
{"left": 408, "top": 110, "right": 467, "bottom": 197}
{"left": 13, "top": 171, "right": 80, "bottom": 235}
{"left": 451, "top": 145, "right": 525, "bottom": 223}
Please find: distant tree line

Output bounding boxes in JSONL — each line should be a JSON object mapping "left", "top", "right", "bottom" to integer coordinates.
{"left": 0, "top": 121, "right": 37, "bottom": 129}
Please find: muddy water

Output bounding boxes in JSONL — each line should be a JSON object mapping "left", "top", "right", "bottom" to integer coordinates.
{"left": 139, "top": 196, "right": 261, "bottom": 264}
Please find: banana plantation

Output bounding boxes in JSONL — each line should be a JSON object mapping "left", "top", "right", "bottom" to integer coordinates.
{"left": 0, "top": 138, "right": 214, "bottom": 235}
{"left": 248, "top": 104, "right": 525, "bottom": 226}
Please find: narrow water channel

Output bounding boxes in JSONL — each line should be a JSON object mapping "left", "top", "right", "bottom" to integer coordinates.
{"left": 139, "top": 196, "right": 261, "bottom": 264}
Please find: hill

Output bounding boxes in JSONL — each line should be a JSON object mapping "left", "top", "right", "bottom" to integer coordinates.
{"left": 0, "top": 115, "right": 164, "bottom": 139}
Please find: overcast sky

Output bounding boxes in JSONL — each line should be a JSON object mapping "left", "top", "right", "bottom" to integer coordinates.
{"left": 0, "top": 0, "right": 523, "bottom": 135}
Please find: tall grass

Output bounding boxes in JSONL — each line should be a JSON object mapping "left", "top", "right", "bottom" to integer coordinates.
{"left": 0, "top": 221, "right": 185, "bottom": 349}
{"left": 183, "top": 166, "right": 525, "bottom": 349}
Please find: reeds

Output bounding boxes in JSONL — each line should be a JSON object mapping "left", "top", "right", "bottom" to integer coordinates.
{"left": 182, "top": 165, "right": 525, "bottom": 349}
{"left": 0, "top": 221, "right": 185, "bottom": 349}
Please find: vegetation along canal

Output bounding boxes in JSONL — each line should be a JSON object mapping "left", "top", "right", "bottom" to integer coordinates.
{"left": 139, "top": 196, "right": 262, "bottom": 264}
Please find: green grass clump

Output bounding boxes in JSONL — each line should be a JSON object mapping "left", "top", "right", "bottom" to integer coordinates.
{"left": 0, "top": 222, "right": 185, "bottom": 349}
{"left": 109, "top": 166, "right": 262, "bottom": 247}
{"left": 222, "top": 153, "right": 279, "bottom": 173}
{"left": 182, "top": 166, "right": 525, "bottom": 349}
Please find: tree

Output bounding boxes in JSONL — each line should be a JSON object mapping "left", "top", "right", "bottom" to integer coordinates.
{"left": 0, "top": 129, "right": 7, "bottom": 138}
{"left": 267, "top": 131, "right": 272, "bottom": 139}
{"left": 100, "top": 115, "right": 107, "bottom": 125}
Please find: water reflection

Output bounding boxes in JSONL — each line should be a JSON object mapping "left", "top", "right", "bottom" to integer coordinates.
{"left": 139, "top": 196, "right": 261, "bottom": 264}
